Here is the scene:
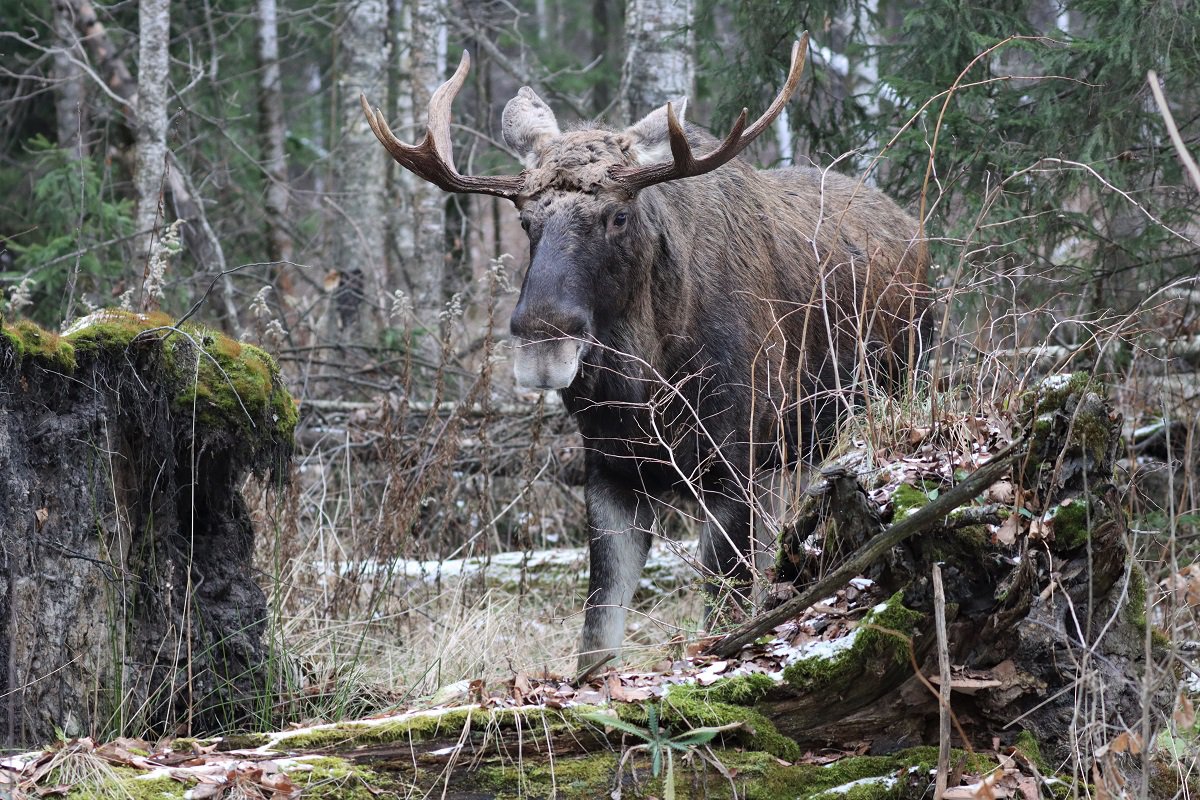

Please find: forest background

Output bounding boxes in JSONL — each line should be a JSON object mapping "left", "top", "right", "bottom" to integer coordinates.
{"left": 1, "top": 0, "right": 1199, "bottom": 743}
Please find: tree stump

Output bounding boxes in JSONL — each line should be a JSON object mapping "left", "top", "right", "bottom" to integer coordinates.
{"left": 740, "top": 373, "right": 1174, "bottom": 764}
{"left": 0, "top": 311, "right": 295, "bottom": 746}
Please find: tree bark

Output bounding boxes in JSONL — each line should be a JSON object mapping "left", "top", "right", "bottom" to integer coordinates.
{"left": 619, "top": 0, "right": 693, "bottom": 122}
{"left": 407, "top": 0, "right": 448, "bottom": 319}
{"left": 328, "top": 0, "right": 389, "bottom": 340}
{"left": 51, "top": 0, "right": 89, "bottom": 159}
{"left": 0, "top": 313, "right": 295, "bottom": 746}
{"left": 132, "top": 0, "right": 170, "bottom": 297}
{"left": 256, "top": 0, "right": 295, "bottom": 304}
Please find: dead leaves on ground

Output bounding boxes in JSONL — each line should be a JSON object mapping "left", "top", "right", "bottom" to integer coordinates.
{"left": 0, "top": 736, "right": 304, "bottom": 799}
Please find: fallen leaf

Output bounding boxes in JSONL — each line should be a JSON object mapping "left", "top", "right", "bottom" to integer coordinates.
{"left": 986, "top": 481, "right": 1015, "bottom": 505}
{"left": 34, "top": 508, "right": 48, "bottom": 531}
{"left": 510, "top": 672, "right": 533, "bottom": 703}
{"left": 1176, "top": 692, "right": 1196, "bottom": 729}
{"left": 1106, "top": 731, "right": 1142, "bottom": 756}
{"left": 995, "top": 514, "right": 1020, "bottom": 546}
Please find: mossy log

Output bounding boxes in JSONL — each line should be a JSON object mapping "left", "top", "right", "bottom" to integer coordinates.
{"left": 743, "top": 374, "right": 1174, "bottom": 764}
{"left": 0, "top": 311, "right": 296, "bottom": 747}
{"left": 113, "top": 704, "right": 1002, "bottom": 800}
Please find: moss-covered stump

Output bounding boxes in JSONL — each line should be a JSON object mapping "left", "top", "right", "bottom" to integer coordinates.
{"left": 0, "top": 310, "right": 296, "bottom": 747}
{"left": 761, "top": 374, "right": 1173, "bottom": 765}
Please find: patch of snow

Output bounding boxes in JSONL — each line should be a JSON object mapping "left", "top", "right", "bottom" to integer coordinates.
{"left": 769, "top": 628, "right": 862, "bottom": 667}
{"left": 849, "top": 577, "right": 874, "bottom": 590}
{"left": 427, "top": 745, "right": 462, "bottom": 757}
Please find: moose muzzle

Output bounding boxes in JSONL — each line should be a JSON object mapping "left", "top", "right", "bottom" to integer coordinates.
{"left": 511, "top": 336, "right": 583, "bottom": 390}
{"left": 509, "top": 221, "right": 593, "bottom": 390}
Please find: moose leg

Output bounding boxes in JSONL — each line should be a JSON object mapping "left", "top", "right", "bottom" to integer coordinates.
{"left": 578, "top": 475, "right": 653, "bottom": 676}
{"left": 699, "top": 494, "right": 754, "bottom": 629}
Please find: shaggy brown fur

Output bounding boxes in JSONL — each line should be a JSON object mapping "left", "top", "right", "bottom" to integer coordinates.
{"left": 503, "top": 110, "right": 932, "bottom": 674}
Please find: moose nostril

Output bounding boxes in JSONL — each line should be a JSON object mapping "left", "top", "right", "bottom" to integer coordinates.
{"left": 510, "top": 304, "right": 589, "bottom": 341}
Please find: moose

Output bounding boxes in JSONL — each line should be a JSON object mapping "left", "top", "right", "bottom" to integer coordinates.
{"left": 361, "top": 35, "right": 931, "bottom": 674}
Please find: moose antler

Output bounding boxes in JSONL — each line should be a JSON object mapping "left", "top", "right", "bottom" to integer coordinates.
{"left": 611, "top": 34, "right": 809, "bottom": 192}
{"left": 360, "top": 51, "right": 525, "bottom": 201}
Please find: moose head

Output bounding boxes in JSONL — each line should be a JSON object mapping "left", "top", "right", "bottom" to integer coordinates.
{"left": 360, "top": 37, "right": 808, "bottom": 391}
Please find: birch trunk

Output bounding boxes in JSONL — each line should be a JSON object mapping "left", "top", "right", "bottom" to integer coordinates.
{"left": 407, "top": 0, "right": 448, "bottom": 321}
{"left": 51, "top": 0, "right": 88, "bottom": 159}
{"left": 619, "top": 0, "right": 693, "bottom": 122}
{"left": 133, "top": 0, "right": 170, "bottom": 298}
{"left": 256, "top": 0, "right": 294, "bottom": 286}
{"left": 329, "top": 0, "right": 389, "bottom": 339}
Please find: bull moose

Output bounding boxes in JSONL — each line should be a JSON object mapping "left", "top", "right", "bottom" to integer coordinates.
{"left": 361, "top": 35, "right": 931, "bottom": 674}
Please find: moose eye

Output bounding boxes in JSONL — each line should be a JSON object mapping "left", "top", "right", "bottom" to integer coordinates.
{"left": 611, "top": 211, "right": 628, "bottom": 228}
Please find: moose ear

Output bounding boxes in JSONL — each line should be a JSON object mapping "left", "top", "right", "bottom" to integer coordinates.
{"left": 502, "top": 87, "right": 561, "bottom": 169}
{"left": 623, "top": 97, "right": 688, "bottom": 165}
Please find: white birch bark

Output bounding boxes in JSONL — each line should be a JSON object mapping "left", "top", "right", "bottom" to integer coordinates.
{"left": 51, "top": 0, "right": 88, "bottom": 159}
{"left": 330, "top": 0, "right": 389, "bottom": 337}
{"left": 391, "top": 0, "right": 415, "bottom": 272}
{"left": 257, "top": 0, "right": 293, "bottom": 272}
{"left": 133, "top": 0, "right": 169, "bottom": 284}
{"left": 407, "top": 0, "right": 448, "bottom": 319}
{"left": 619, "top": 0, "right": 693, "bottom": 122}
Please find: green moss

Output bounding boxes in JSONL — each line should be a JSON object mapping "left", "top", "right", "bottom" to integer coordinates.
{"left": 218, "top": 732, "right": 271, "bottom": 749}
{"left": 615, "top": 684, "right": 800, "bottom": 761}
{"left": 1015, "top": 730, "right": 1048, "bottom": 773}
{"left": 1020, "top": 373, "right": 1114, "bottom": 469}
{"left": 290, "top": 755, "right": 399, "bottom": 799}
{"left": 173, "top": 329, "right": 298, "bottom": 444}
{"left": 2, "top": 310, "right": 297, "bottom": 456}
{"left": 1128, "top": 563, "right": 1149, "bottom": 630}
{"left": 784, "top": 593, "right": 924, "bottom": 692}
{"left": 722, "top": 747, "right": 994, "bottom": 800}
{"left": 689, "top": 672, "right": 776, "bottom": 705}
{"left": 1, "top": 317, "right": 77, "bottom": 370}
{"left": 1049, "top": 499, "right": 1091, "bottom": 550}
{"left": 274, "top": 706, "right": 586, "bottom": 751}
{"left": 60, "top": 765, "right": 185, "bottom": 800}
{"left": 1020, "top": 373, "right": 1093, "bottom": 418}
{"left": 478, "top": 753, "right": 618, "bottom": 799}
{"left": 121, "top": 774, "right": 187, "bottom": 800}
{"left": 477, "top": 748, "right": 980, "bottom": 800}
{"left": 64, "top": 309, "right": 175, "bottom": 358}
{"left": 891, "top": 484, "right": 932, "bottom": 520}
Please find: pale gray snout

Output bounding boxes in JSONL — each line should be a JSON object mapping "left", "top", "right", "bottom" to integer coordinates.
{"left": 512, "top": 337, "right": 583, "bottom": 390}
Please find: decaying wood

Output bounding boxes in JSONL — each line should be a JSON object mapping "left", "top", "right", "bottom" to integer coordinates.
{"left": 707, "top": 440, "right": 1026, "bottom": 658}
{"left": 707, "top": 376, "right": 1172, "bottom": 764}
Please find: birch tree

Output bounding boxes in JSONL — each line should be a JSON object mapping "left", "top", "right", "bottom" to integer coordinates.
{"left": 133, "top": 0, "right": 169, "bottom": 300}
{"left": 619, "top": 0, "right": 693, "bottom": 122}
{"left": 51, "top": 0, "right": 88, "bottom": 159}
{"left": 330, "top": 0, "right": 389, "bottom": 337}
{"left": 257, "top": 0, "right": 294, "bottom": 281}
{"left": 406, "top": 0, "right": 448, "bottom": 321}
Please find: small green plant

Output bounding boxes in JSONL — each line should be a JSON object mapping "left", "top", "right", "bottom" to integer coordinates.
{"left": 580, "top": 703, "right": 744, "bottom": 800}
